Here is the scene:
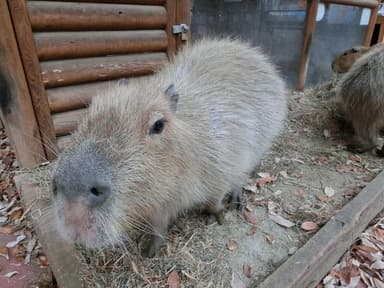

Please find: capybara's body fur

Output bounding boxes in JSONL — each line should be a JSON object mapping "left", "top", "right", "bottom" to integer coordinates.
{"left": 334, "top": 43, "right": 384, "bottom": 153}
{"left": 52, "top": 39, "right": 287, "bottom": 256}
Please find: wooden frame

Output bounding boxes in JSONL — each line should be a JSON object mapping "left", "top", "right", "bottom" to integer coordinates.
{"left": 296, "top": 0, "right": 380, "bottom": 91}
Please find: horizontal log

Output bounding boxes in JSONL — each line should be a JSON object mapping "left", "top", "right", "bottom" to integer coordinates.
{"left": 47, "top": 80, "right": 117, "bottom": 113}
{"left": 34, "top": 30, "right": 168, "bottom": 60}
{"left": 52, "top": 108, "right": 87, "bottom": 136}
{"left": 41, "top": 52, "right": 167, "bottom": 88}
{"left": 29, "top": 0, "right": 165, "bottom": 5}
{"left": 321, "top": 0, "right": 379, "bottom": 9}
{"left": 28, "top": 1, "right": 167, "bottom": 31}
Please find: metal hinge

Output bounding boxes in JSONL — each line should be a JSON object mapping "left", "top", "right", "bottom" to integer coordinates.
{"left": 172, "top": 24, "right": 189, "bottom": 40}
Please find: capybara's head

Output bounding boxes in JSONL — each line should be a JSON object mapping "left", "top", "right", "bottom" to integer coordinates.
{"left": 52, "top": 82, "right": 185, "bottom": 248}
{"left": 331, "top": 46, "right": 370, "bottom": 73}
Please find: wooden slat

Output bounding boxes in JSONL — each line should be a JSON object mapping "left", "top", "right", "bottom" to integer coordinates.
{"left": 175, "top": 0, "right": 191, "bottom": 48}
{"left": 165, "top": 0, "right": 177, "bottom": 58}
{"left": 41, "top": 53, "right": 167, "bottom": 88}
{"left": 259, "top": 169, "right": 384, "bottom": 288}
{"left": 322, "top": 0, "right": 379, "bottom": 8}
{"left": 7, "top": 0, "right": 58, "bottom": 160}
{"left": 0, "top": 1, "right": 46, "bottom": 168}
{"left": 52, "top": 108, "right": 87, "bottom": 137}
{"left": 296, "top": 0, "right": 319, "bottom": 91}
{"left": 47, "top": 81, "right": 117, "bottom": 113}
{"left": 28, "top": 1, "right": 167, "bottom": 31}
{"left": 363, "top": 3, "right": 379, "bottom": 45}
{"left": 35, "top": 30, "right": 168, "bottom": 61}
{"left": 29, "top": 0, "right": 165, "bottom": 4}
{"left": 16, "top": 174, "right": 85, "bottom": 288}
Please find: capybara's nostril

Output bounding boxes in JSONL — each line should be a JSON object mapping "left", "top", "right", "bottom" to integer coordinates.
{"left": 89, "top": 185, "right": 110, "bottom": 206}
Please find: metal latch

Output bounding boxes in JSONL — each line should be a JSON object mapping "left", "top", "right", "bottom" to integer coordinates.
{"left": 172, "top": 24, "right": 189, "bottom": 41}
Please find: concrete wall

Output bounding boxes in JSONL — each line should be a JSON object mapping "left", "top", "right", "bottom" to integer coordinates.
{"left": 191, "top": 0, "right": 368, "bottom": 88}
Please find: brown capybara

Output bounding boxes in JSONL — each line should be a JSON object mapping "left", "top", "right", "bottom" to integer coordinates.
{"left": 331, "top": 46, "right": 370, "bottom": 74}
{"left": 333, "top": 43, "right": 384, "bottom": 154}
{"left": 51, "top": 38, "right": 287, "bottom": 257}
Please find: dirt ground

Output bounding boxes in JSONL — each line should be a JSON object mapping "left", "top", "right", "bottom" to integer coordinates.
{"left": 24, "top": 79, "right": 384, "bottom": 287}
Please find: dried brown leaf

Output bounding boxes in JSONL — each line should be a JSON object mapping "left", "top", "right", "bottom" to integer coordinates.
{"left": 294, "top": 189, "right": 305, "bottom": 198}
{"left": 226, "top": 240, "right": 238, "bottom": 251}
{"left": 243, "top": 211, "right": 258, "bottom": 226}
{"left": 256, "top": 174, "right": 276, "bottom": 188}
{"left": 243, "top": 263, "right": 252, "bottom": 278}
{"left": 301, "top": 221, "right": 319, "bottom": 232}
{"left": 167, "top": 270, "right": 181, "bottom": 288}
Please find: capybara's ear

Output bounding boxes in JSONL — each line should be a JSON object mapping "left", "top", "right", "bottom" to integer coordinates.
{"left": 117, "top": 78, "right": 129, "bottom": 86}
{"left": 165, "top": 83, "right": 179, "bottom": 113}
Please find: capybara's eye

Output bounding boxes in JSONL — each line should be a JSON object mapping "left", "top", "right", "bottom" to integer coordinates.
{"left": 343, "top": 52, "right": 348, "bottom": 56}
{"left": 150, "top": 119, "right": 165, "bottom": 134}
{"left": 352, "top": 48, "right": 359, "bottom": 53}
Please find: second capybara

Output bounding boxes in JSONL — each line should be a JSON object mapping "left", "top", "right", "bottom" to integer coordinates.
{"left": 51, "top": 38, "right": 287, "bottom": 257}
{"left": 333, "top": 43, "right": 384, "bottom": 153}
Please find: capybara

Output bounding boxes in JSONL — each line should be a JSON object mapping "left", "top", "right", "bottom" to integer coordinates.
{"left": 51, "top": 38, "right": 287, "bottom": 257}
{"left": 331, "top": 46, "right": 370, "bottom": 74}
{"left": 333, "top": 43, "right": 384, "bottom": 153}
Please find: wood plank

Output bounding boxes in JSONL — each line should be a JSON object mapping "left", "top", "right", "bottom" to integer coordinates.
{"left": 8, "top": 0, "right": 58, "bottom": 160}
{"left": 259, "top": 169, "right": 384, "bottom": 288}
{"left": 378, "top": 23, "right": 384, "bottom": 43}
{"left": 321, "top": 0, "right": 378, "bottom": 8}
{"left": 52, "top": 108, "right": 88, "bottom": 137}
{"left": 41, "top": 53, "right": 167, "bottom": 88}
{"left": 0, "top": 1, "right": 46, "bottom": 168}
{"left": 35, "top": 30, "right": 168, "bottom": 61}
{"left": 165, "top": 0, "right": 177, "bottom": 59}
{"left": 29, "top": 0, "right": 165, "bottom": 4}
{"left": 15, "top": 174, "right": 84, "bottom": 288}
{"left": 28, "top": 1, "right": 167, "bottom": 31}
{"left": 363, "top": 3, "right": 379, "bottom": 45}
{"left": 47, "top": 81, "right": 117, "bottom": 113}
{"left": 296, "top": 0, "right": 319, "bottom": 91}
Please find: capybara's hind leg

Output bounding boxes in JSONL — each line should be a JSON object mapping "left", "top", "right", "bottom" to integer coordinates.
{"left": 142, "top": 215, "right": 170, "bottom": 258}
{"left": 206, "top": 200, "right": 225, "bottom": 225}
{"left": 347, "top": 121, "right": 378, "bottom": 153}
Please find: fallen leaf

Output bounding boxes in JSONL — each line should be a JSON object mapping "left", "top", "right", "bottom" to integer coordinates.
{"left": 6, "top": 234, "right": 26, "bottom": 248}
{"left": 4, "top": 271, "right": 18, "bottom": 278}
{"left": 39, "top": 255, "right": 49, "bottom": 267}
{"left": 243, "top": 183, "right": 257, "bottom": 193}
{"left": 167, "top": 270, "right": 181, "bottom": 288}
{"left": 301, "top": 221, "right": 319, "bottom": 231}
{"left": 324, "top": 186, "right": 335, "bottom": 197}
{"left": 243, "top": 263, "right": 252, "bottom": 278}
{"left": 294, "top": 189, "right": 305, "bottom": 198}
{"left": 243, "top": 211, "right": 258, "bottom": 225}
{"left": 269, "top": 214, "right": 295, "bottom": 228}
{"left": 10, "top": 209, "right": 23, "bottom": 221}
{"left": 266, "top": 234, "right": 275, "bottom": 244}
{"left": 316, "top": 195, "right": 329, "bottom": 202}
{"left": 231, "top": 273, "right": 246, "bottom": 288}
{"left": 349, "top": 154, "right": 362, "bottom": 162}
{"left": 0, "top": 225, "right": 13, "bottom": 234}
{"left": 256, "top": 174, "right": 277, "bottom": 188}
{"left": 226, "top": 240, "right": 238, "bottom": 251}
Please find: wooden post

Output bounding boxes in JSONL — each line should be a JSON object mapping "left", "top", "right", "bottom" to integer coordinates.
{"left": 165, "top": 0, "right": 177, "bottom": 59}
{"left": 363, "top": 2, "right": 379, "bottom": 45}
{"left": 259, "top": 168, "right": 384, "bottom": 288}
{"left": 0, "top": 1, "right": 46, "bottom": 168}
{"left": 175, "top": 0, "right": 191, "bottom": 48}
{"left": 7, "top": 0, "right": 58, "bottom": 160}
{"left": 296, "top": 0, "right": 319, "bottom": 91}
{"left": 376, "top": 15, "right": 384, "bottom": 43}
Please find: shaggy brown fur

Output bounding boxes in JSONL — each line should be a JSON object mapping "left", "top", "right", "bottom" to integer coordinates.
{"left": 52, "top": 38, "right": 287, "bottom": 256}
{"left": 332, "top": 46, "right": 370, "bottom": 73}
{"left": 335, "top": 43, "right": 384, "bottom": 153}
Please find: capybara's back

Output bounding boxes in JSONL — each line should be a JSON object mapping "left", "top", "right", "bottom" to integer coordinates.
{"left": 52, "top": 38, "right": 287, "bottom": 256}
{"left": 335, "top": 43, "right": 384, "bottom": 153}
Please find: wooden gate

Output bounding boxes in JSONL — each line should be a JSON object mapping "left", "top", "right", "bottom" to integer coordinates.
{"left": 0, "top": 0, "right": 190, "bottom": 168}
